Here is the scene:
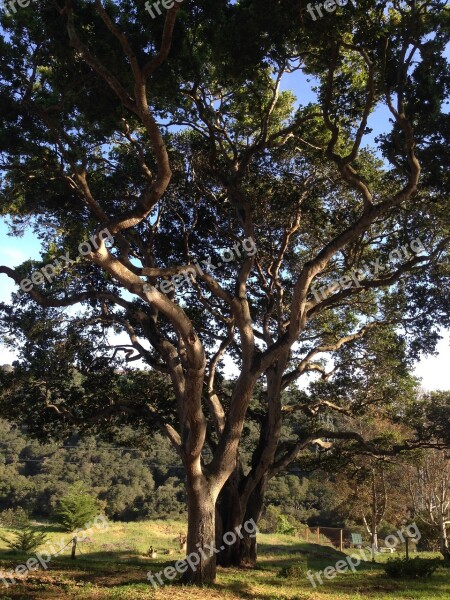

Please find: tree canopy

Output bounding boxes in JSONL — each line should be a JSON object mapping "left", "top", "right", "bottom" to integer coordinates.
{"left": 0, "top": 0, "right": 449, "bottom": 583}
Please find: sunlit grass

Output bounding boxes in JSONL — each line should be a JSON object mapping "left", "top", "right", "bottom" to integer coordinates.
{"left": 0, "top": 521, "right": 447, "bottom": 599}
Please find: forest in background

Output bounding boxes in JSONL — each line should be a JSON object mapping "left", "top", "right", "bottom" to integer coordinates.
{"left": 1, "top": 407, "right": 448, "bottom": 555}
{"left": 0, "top": 415, "right": 335, "bottom": 525}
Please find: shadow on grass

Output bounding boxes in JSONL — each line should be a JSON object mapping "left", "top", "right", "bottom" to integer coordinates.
{"left": 258, "top": 540, "right": 376, "bottom": 572}
{"left": 2, "top": 540, "right": 447, "bottom": 599}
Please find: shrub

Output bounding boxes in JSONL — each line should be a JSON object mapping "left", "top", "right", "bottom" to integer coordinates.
{"left": 259, "top": 505, "right": 281, "bottom": 533}
{"left": 54, "top": 483, "right": 99, "bottom": 531}
{"left": 0, "top": 527, "right": 48, "bottom": 554}
{"left": 383, "top": 557, "right": 440, "bottom": 579}
{"left": 277, "top": 513, "right": 298, "bottom": 536}
{"left": 0, "top": 507, "right": 30, "bottom": 529}
{"left": 412, "top": 517, "right": 441, "bottom": 552}
{"left": 278, "top": 563, "right": 307, "bottom": 578}
{"left": 259, "top": 505, "right": 301, "bottom": 535}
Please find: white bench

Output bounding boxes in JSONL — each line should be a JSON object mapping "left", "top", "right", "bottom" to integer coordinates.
{"left": 379, "top": 547, "right": 395, "bottom": 553}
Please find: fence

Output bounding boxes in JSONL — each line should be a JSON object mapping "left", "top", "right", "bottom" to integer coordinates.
{"left": 304, "top": 526, "right": 354, "bottom": 551}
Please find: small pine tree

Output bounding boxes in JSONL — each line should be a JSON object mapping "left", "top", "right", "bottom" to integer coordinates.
{"left": 54, "top": 483, "right": 99, "bottom": 532}
{"left": 0, "top": 528, "right": 48, "bottom": 554}
{"left": 0, "top": 513, "right": 47, "bottom": 554}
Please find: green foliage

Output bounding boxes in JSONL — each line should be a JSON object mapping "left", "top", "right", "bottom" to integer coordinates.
{"left": 259, "top": 505, "right": 281, "bottom": 533}
{"left": 276, "top": 514, "right": 297, "bottom": 536}
{"left": 383, "top": 557, "right": 440, "bottom": 579}
{"left": 265, "top": 474, "right": 312, "bottom": 522}
{"left": 278, "top": 562, "right": 307, "bottom": 579}
{"left": 0, "top": 419, "right": 186, "bottom": 522}
{"left": 259, "top": 505, "right": 302, "bottom": 535}
{"left": 0, "top": 507, "right": 30, "bottom": 529}
{"left": 0, "top": 526, "right": 48, "bottom": 554}
{"left": 54, "top": 483, "right": 99, "bottom": 532}
{"left": 412, "top": 518, "right": 442, "bottom": 552}
{"left": 0, "top": 510, "right": 48, "bottom": 554}
{"left": 406, "top": 391, "right": 450, "bottom": 449}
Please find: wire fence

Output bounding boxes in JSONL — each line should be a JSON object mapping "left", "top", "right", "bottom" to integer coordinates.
{"left": 302, "top": 526, "right": 360, "bottom": 551}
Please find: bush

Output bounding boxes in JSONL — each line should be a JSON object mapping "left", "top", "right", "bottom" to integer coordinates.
{"left": 54, "top": 483, "right": 99, "bottom": 531}
{"left": 277, "top": 513, "right": 298, "bottom": 535}
{"left": 412, "top": 517, "right": 441, "bottom": 552}
{"left": 259, "top": 505, "right": 281, "bottom": 533}
{"left": 0, "top": 527, "right": 48, "bottom": 554}
{"left": 259, "top": 505, "right": 301, "bottom": 535}
{"left": 278, "top": 563, "right": 307, "bottom": 578}
{"left": 0, "top": 507, "right": 30, "bottom": 529}
{"left": 383, "top": 557, "right": 440, "bottom": 579}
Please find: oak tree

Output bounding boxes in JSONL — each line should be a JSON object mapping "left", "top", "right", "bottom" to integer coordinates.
{"left": 1, "top": 0, "right": 449, "bottom": 583}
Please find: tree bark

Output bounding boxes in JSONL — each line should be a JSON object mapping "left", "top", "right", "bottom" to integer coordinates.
{"left": 182, "top": 474, "right": 217, "bottom": 585}
{"left": 216, "top": 364, "right": 285, "bottom": 568}
{"left": 216, "top": 472, "right": 266, "bottom": 568}
{"left": 237, "top": 477, "right": 266, "bottom": 567}
{"left": 216, "top": 469, "right": 244, "bottom": 567}
{"left": 439, "top": 512, "right": 449, "bottom": 560}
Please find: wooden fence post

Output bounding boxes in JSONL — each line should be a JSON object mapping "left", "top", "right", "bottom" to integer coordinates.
{"left": 317, "top": 527, "right": 320, "bottom": 544}
{"left": 340, "top": 529, "right": 343, "bottom": 552}
{"left": 71, "top": 536, "right": 77, "bottom": 560}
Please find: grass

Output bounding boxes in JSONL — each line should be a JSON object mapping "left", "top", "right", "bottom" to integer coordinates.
{"left": 0, "top": 521, "right": 447, "bottom": 599}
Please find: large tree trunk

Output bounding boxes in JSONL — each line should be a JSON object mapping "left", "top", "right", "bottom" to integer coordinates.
{"left": 182, "top": 474, "right": 217, "bottom": 585}
{"left": 216, "top": 363, "right": 284, "bottom": 568}
{"left": 216, "top": 472, "right": 266, "bottom": 568}
{"left": 237, "top": 477, "right": 266, "bottom": 567}
{"left": 216, "top": 469, "right": 244, "bottom": 567}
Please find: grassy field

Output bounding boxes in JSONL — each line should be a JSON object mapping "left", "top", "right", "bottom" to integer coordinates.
{"left": 0, "top": 520, "right": 447, "bottom": 599}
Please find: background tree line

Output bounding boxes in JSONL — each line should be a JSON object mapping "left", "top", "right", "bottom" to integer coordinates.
{"left": 0, "top": 417, "right": 186, "bottom": 522}
{"left": 1, "top": 374, "right": 448, "bottom": 557}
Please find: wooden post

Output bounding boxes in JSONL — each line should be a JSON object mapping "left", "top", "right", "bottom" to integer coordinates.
{"left": 71, "top": 536, "right": 77, "bottom": 560}
{"left": 305, "top": 527, "right": 309, "bottom": 542}
{"left": 340, "top": 529, "right": 343, "bottom": 552}
{"left": 405, "top": 536, "right": 409, "bottom": 560}
{"left": 317, "top": 527, "right": 320, "bottom": 544}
